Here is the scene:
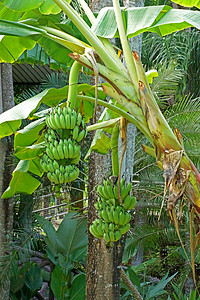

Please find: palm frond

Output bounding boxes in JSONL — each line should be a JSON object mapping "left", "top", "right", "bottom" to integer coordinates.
{"left": 151, "top": 61, "right": 183, "bottom": 109}
{"left": 142, "top": 29, "right": 200, "bottom": 96}
{"left": 41, "top": 72, "right": 69, "bottom": 89}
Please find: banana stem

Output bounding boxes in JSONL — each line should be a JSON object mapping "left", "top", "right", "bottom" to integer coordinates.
{"left": 112, "top": 0, "right": 138, "bottom": 91}
{"left": 111, "top": 122, "right": 120, "bottom": 176}
{"left": 68, "top": 61, "right": 82, "bottom": 109}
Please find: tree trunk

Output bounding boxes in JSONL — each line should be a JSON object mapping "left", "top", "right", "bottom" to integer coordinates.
{"left": 0, "top": 63, "right": 15, "bottom": 299}
{"left": 86, "top": 1, "right": 126, "bottom": 299}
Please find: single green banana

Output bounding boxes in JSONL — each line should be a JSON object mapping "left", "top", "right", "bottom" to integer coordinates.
{"left": 107, "top": 207, "right": 114, "bottom": 223}
{"left": 76, "top": 129, "right": 85, "bottom": 142}
{"left": 127, "top": 182, "right": 132, "bottom": 193}
{"left": 46, "top": 148, "right": 54, "bottom": 160}
{"left": 45, "top": 115, "right": 51, "bottom": 128}
{"left": 102, "top": 184, "right": 110, "bottom": 200}
{"left": 47, "top": 172, "right": 52, "bottom": 182}
{"left": 104, "top": 233, "right": 110, "bottom": 243}
{"left": 123, "top": 212, "right": 131, "bottom": 225}
{"left": 119, "top": 223, "right": 130, "bottom": 235}
{"left": 59, "top": 113, "right": 66, "bottom": 129}
{"left": 52, "top": 172, "right": 60, "bottom": 184}
{"left": 109, "top": 230, "right": 115, "bottom": 242}
{"left": 50, "top": 129, "right": 57, "bottom": 139}
{"left": 96, "top": 221, "right": 104, "bottom": 236}
{"left": 72, "top": 109, "right": 77, "bottom": 118}
{"left": 64, "top": 171, "right": 69, "bottom": 183}
{"left": 89, "top": 224, "right": 101, "bottom": 239}
{"left": 119, "top": 211, "right": 125, "bottom": 226}
{"left": 70, "top": 115, "right": 76, "bottom": 129}
{"left": 54, "top": 112, "right": 62, "bottom": 128}
{"left": 101, "top": 210, "right": 110, "bottom": 223}
{"left": 53, "top": 160, "right": 59, "bottom": 171}
{"left": 68, "top": 107, "right": 72, "bottom": 115}
{"left": 41, "top": 161, "right": 48, "bottom": 173}
{"left": 57, "top": 106, "right": 62, "bottom": 115}
{"left": 55, "top": 168, "right": 60, "bottom": 179}
{"left": 123, "top": 195, "right": 132, "bottom": 210}
{"left": 69, "top": 168, "right": 79, "bottom": 182}
{"left": 54, "top": 140, "right": 58, "bottom": 147}
{"left": 106, "top": 182, "right": 115, "bottom": 199}
{"left": 72, "top": 125, "right": 79, "bottom": 140}
{"left": 113, "top": 210, "right": 119, "bottom": 225}
{"left": 94, "top": 202, "right": 100, "bottom": 211}
{"left": 59, "top": 173, "right": 64, "bottom": 184}
{"left": 47, "top": 162, "right": 54, "bottom": 173}
{"left": 97, "top": 185, "right": 105, "bottom": 198}
{"left": 65, "top": 114, "right": 71, "bottom": 129}
{"left": 116, "top": 206, "right": 122, "bottom": 214}
{"left": 77, "top": 112, "right": 82, "bottom": 126}
{"left": 113, "top": 186, "right": 118, "bottom": 200}
{"left": 99, "top": 201, "right": 106, "bottom": 211}
{"left": 102, "top": 222, "right": 109, "bottom": 233}
{"left": 68, "top": 143, "right": 74, "bottom": 158}
{"left": 92, "top": 223, "right": 102, "bottom": 238}
{"left": 49, "top": 113, "right": 57, "bottom": 129}
{"left": 52, "top": 147, "right": 60, "bottom": 160}
{"left": 62, "top": 106, "right": 68, "bottom": 116}
{"left": 63, "top": 143, "right": 69, "bottom": 159}
{"left": 128, "top": 196, "right": 136, "bottom": 210}
{"left": 74, "top": 144, "right": 81, "bottom": 158}
{"left": 121, "top": 185, "right": 128, "bottom": 200}
{"left": 57, "top": 145, "right": 65, "bottom": 160}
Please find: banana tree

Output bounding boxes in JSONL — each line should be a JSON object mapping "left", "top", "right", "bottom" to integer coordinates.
{"left": 0, "top": 0, "right": 200, "bottom": 284}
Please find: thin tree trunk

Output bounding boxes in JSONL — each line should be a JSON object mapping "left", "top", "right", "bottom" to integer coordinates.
{"left": 0, "top": 63, "right": 15, "bottom": 299}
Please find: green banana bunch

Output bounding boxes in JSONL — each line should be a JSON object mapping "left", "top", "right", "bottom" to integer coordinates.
{"left": 46, "top": 106, "right": 87, "bottom": 132}
{"left": 45, "top": 164, "right": 79, "bottom": 184}
{"left": 90, "top": 177, "right": 136, "bottom": 245}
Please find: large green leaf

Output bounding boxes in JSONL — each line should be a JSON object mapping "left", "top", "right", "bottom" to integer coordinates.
{"left": 56, "top": 213, "right": 87, "bottom": 257}
{"left": 1, "top": 0, "right": 43, "bottom": 11}
{"left": 29, "top": 157, "right": 44, "bottom": 176}
{"left": 0, "top": 36, "right": 36, "bottom": 63}
{"left": 68, "top": 274, "right": 85, "bottom": 300}
{"left": 0, "top": 3, "right": 22, "bottom": 20}
{"left": 17, "top": 42, "right": 71, "bottom": 70}
{"left": 14, "top": 143, "right": 45, "bottom": 160}
{"left": 172, "top": 0, "right": 200, "bottom": 8}
{"left": 51, "top": 265, "right": 66, "bottom": 300}
{"left": 2, "top": 160, "right": 41, "bottom": 199}
{"left": 36, "top": 213, "right": 87, "bottom": 261}
{"left": 14, "top": 118, "right": 46, "bottom": 148}
{"left": 92, "top": 6, "right": 200, "bottom": 38}
{"left": 0, "top": 19, "right": 46, "bottom": 36}
{"left": 24, "top": 263, "right": 43, "bottom": 292}
{"left": 39, "top": 0, "right": 62, "bottom": 15}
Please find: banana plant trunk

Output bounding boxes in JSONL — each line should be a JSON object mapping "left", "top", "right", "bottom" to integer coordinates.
{"left": 86, "top": 1, "right": 124, "bottom": 299}
{"left": 0, "top": 63, "right": 14, "bottom": 299}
